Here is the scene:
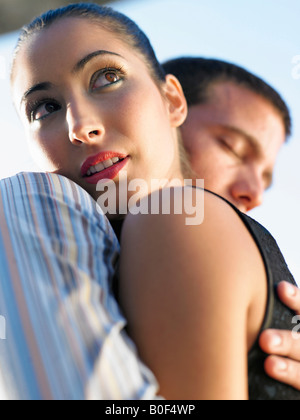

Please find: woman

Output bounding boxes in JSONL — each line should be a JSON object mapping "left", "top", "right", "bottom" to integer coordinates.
{"left": 10, "top": 3, "right": 299, "bottom": 399}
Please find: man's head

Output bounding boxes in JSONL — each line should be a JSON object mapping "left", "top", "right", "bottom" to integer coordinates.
{"left": 163, "top": 57, "right": 292, "bottom": 212}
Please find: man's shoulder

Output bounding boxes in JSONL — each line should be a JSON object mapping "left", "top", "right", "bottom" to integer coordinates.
{"left": 0, "top": 172, "right": 116, "bottom": 236}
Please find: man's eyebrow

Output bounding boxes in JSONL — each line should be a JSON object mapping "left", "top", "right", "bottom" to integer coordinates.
{"left": 20, "top": 82, "right": 53, "bottom": 107}
{"left": 72, "top": 50, "right": 124, "bottom": 74}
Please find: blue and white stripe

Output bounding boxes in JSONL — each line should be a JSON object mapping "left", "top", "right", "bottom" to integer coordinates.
{"left": 0, "top": 172, "right": 159, "bottom": 400}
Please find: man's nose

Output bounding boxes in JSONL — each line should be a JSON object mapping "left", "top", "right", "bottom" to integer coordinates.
{"left": 66, "top": 101, "right": 104, "bottom": 146}
{"left": 230, "top": 169, "right": 264, "bottom": 213}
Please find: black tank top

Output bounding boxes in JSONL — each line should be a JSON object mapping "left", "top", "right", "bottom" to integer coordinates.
{"left": 204, "top": 190, "right": 299, "bottom": 400}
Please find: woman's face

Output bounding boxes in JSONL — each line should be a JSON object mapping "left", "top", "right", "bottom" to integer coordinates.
{"left": 12, "top": 17, "right": 186, "bottom": 212}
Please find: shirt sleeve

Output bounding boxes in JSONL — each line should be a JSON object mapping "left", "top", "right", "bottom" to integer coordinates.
{"left": 0, "top": 172, "right": 159, "bottom": 400}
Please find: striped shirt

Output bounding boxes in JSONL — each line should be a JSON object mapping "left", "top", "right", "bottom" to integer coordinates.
{"left": 0, "top": 172, "right": 159, "bottom": 400}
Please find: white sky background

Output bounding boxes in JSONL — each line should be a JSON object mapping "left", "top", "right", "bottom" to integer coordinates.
{"left": 0, "top": 0, "right": 299, "bottom": 282}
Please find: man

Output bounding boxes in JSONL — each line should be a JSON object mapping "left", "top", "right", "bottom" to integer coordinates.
{"left": 163, "top": 57, "right": 290, "bottom": 213}
{"left": 163, "top": 57, "right": 300, "bottom": 390}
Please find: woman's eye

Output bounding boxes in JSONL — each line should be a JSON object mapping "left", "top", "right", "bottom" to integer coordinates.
{"left": 91, "top": 70, "right": 122, "bottom": 90}
{"left": 32, "top": 102, "right": 60, "bottom": 121}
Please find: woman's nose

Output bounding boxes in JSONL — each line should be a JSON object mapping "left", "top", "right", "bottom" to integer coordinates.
{"left": 66, "top": 101, "right": 105, "bottom": 146}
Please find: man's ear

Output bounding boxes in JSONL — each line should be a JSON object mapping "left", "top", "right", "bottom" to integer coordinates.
{"left": 163, "top": 74, "right": 188, "bottom": 128}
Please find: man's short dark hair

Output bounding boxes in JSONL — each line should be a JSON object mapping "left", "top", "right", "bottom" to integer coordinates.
{"left": 162, "top": 57, "right": 292, "bottom": 139}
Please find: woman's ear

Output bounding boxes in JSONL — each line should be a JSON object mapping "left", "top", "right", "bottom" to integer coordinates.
{"left": 163, "top": 74, "right": 188, "bottom": 128}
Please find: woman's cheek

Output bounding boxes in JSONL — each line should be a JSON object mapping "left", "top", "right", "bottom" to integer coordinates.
{"left": 27, "top": 132, "right": 59, "bottom": 171}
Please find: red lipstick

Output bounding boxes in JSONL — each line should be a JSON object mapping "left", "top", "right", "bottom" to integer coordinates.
{"left": 81, "top": 151, "right": 129, "bottom": 185}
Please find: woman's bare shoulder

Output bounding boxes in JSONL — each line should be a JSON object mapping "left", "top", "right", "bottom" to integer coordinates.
{"left": 121, "top": 186, "right": 265, "bottom": 294}
{"left": 122, "top": 187, "right": 253, "bottom": 247}
{"left": 119, "top": 188, "right": 267, "bottom": 398}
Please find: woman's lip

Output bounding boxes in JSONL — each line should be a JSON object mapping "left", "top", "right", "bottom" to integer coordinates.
{"left": 83, "top": 156, "right": 129, "bottom": 185}
{"left": 81, "top": 151, "right": 128, "bottom": 177}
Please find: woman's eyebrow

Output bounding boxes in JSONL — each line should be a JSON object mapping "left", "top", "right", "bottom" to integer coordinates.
{"left": 72, "top": 50, "right": 124, "bottom": 74}
{"left": 19, "top": 51, "right": 124, "bottom": 108}
{"left": 20, "top": 82, "right": 53, "bottom": 108}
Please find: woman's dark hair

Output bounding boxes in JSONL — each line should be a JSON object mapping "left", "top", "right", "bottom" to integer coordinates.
{"left": 11, "top": 2, "right": 165, "bottom": 85}
{"left": 163, "top": 57, "right": 292, "bottom": 139}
